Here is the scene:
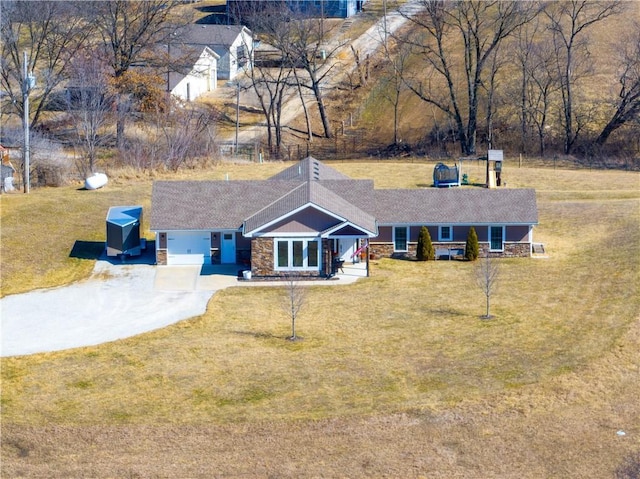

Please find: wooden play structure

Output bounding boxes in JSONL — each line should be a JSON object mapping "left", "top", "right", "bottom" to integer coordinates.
{"left": 486, "top": 149, "right": 503, "bottom": 188}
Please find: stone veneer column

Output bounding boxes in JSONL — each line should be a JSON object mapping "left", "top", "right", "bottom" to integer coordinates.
{"left": 156, "top": 249, "right": 167, "bottom": 265}
{"left": 251, "top": 237, "right": 274, "bottom": 276}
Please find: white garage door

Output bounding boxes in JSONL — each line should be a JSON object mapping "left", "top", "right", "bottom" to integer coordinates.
{"left": 167, "top": 231, "right": 211, "bottom": 265}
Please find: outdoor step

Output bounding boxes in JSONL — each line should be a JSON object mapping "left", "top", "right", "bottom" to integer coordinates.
{"left": 533, "top": 243, "right": 545, "bottom": 254}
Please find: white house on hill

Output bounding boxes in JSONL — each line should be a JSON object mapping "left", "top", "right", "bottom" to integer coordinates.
{"left": 181, "top": 24, "right": 254, "bottom": 81}
{"left": 168, "top": 45, "right": 219, "bottom": 102}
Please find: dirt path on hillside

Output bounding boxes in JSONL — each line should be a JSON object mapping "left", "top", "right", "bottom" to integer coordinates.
{"left": 216, "top": 1, "right": 422, "bottom": 146}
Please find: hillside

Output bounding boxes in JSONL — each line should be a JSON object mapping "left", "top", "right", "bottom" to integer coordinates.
{"left": 262, "top": 1, "right": 640, "bottom": 165}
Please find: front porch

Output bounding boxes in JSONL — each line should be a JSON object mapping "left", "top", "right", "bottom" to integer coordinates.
{"left": 153, "top": 261, "right": 368, "bottom": 291}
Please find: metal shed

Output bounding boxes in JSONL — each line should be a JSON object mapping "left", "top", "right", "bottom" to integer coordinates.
{"left": 106, "top": 206, "right": 144, "bottom": 257}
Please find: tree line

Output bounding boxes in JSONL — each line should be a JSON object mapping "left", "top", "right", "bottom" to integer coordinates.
{"left": 236, "top": 0, "right": 639, "bottom": 161}
{"left": 1, "top": 0, "right": 639, "bottom": 182}
{"left": 384, "top": 0, "right": 640, "bottom": 159}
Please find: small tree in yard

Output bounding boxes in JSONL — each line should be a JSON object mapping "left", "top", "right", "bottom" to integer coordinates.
{"left": 283, "top": 275, "right": 306, "bottom": 341}
{"left": 465, "top": 227, "right": 480, "bottom": 261}
{"left": 475, "top": 254, "right": 500, "bottom": 319}
{"left": 417, "top": 226, "right": 435, "bottom": 261}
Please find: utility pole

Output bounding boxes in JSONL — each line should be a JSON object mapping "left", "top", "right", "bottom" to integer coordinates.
{"left": 235, "top": 81, "right": 240, "bottom": 155}
{"left": 383, "top": 0, "right": 388, "bottom": 50}
{"left": 22, "top": 51, "right": 33, "bottom": 194}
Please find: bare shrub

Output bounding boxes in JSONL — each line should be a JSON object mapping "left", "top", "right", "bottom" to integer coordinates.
{"left": 2, "top": 128, "right": 71, "bottom": 187}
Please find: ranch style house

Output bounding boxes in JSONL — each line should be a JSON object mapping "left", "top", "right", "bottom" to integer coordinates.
{"left": 150, "top": 157, "right": 538, "bottom": 278}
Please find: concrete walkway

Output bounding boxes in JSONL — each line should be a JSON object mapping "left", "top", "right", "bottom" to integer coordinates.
{"left": 1, "top": 261, "right": 367, "bottom": 357}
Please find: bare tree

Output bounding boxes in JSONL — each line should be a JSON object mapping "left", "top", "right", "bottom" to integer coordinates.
{"left": 398, "top": 0, "right": 539, "bottom": 155}
{"left": 528, "top": 47, "right": 560, "bottom": 157}
{"left": 280, "top": 11, "right": 344, "bottom": 139}
{"left": 243, "top": 4, "right": 296, "bottom": 155}
{"left": 65, "top": 51, "right": 115, "bottom": 176}
{"left": 544, "top": 0, "right": 624, "bottom": 154}
{"left": 482, "top": 45, "right": 506, "bottom": 150}
{"left": 154, "top": 104, "right": 215, "bottom": 172}
{"left": 86, "top": 0, "right": 193, "bottom": 148}
{"left": 282, "top": 275, "right": 306, "bottom": 341}
{"left": 475, "top": 254, "right": 500, "bottom": 319}
{"left": 0, "top": 1, "right": 90, "bottom": 128}
{"left": 378, "top": 32, "right": 412, "bottom": 146}
{"left": 511, "top": 10, "right": 562, "bottom": 157}
{"left": 595, "top": 24, "right": 640, "bottom": 147}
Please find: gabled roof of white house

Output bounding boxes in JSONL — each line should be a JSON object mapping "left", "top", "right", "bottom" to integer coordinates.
{"left": 167, "top": 45, "right": 219, "bottom": 91}
{"left": 181, "top": 24, "right": 252, "bottom": 48}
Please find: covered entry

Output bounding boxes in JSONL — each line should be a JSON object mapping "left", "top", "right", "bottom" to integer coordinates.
{"left": 334, "top": 237, "right": 359, "bottom": 263}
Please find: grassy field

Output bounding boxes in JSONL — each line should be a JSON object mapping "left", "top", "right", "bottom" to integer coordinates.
{"left": 1, "top": 161, "right": 639, "bottom": 477}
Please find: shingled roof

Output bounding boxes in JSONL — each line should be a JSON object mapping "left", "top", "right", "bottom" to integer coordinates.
{"left": 151, "top": 180, "right": 296, "bottom": 230}
{"left": 150, "top": 158, "right": 538, "bottom": 234}
{"left": 374, "top": 188, "right": 538, "bottom": 225}
{"left": 269, "top": 156, "right": 351, "bottom": 181}
{"left": 180, "top": 24, "right": 250, "bottom": 48}
{"left": 244, "top": 180, "right": 377, "bottom": 235}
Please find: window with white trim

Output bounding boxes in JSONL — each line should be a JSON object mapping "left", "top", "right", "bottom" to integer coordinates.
{"left": 489, "top": 226, "right": 504, "bottom": 251}
{"left": 275, "top": 239, "right": 320, "bottom": 270}
{"left": 393, "top": 226, "right": 408, "bottom": 252}
{"left": 236, "top": 45, "right": 247, "bottom": 68}
{"left": 439, "top": 226, "right": 452, "bottom": 241}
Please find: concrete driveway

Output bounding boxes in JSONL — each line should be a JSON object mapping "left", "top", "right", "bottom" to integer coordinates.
{"left": 1, "top": 258, "right": 366, "bottom": 357}
{"left": 0, "top": 259, "right": 221, "bottom": 357}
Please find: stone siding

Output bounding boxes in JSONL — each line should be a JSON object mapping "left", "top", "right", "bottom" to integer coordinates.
{"left": 370, "top": 241, "right": 531, "bottom": 260}
{"left": 250, "top": 237, "right": 328, "bottom": 278}
{"left": 369, "top": 243, "right": 394, "bottom": 259}
{"left": 251, "top": 237, "right": 274, "bottom": 276}
{"left": 156, "top": 249, "right": 167, "bottom": 265}
{"left": 480, "top": 242, "right": 531, "bottom": 258}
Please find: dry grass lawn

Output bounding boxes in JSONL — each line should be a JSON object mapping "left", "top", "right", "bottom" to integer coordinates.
{"left": 1, "top": 161, "right": 639, "bottom": 478}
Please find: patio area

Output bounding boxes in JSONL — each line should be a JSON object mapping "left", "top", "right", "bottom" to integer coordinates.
{"left": 153, "top": 261, "right": 369, "bottom": 292}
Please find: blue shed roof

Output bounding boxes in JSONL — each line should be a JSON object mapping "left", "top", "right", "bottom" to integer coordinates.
{"left": 107, "top": 206, "right": 142, "bottom": 227}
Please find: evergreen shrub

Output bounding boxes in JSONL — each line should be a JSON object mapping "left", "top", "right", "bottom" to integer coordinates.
{"left": 465, "top": 226, "right": 479, "bottom": 261}
{"left": 417, "top": 226, "right": 435, "bottom": 261}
